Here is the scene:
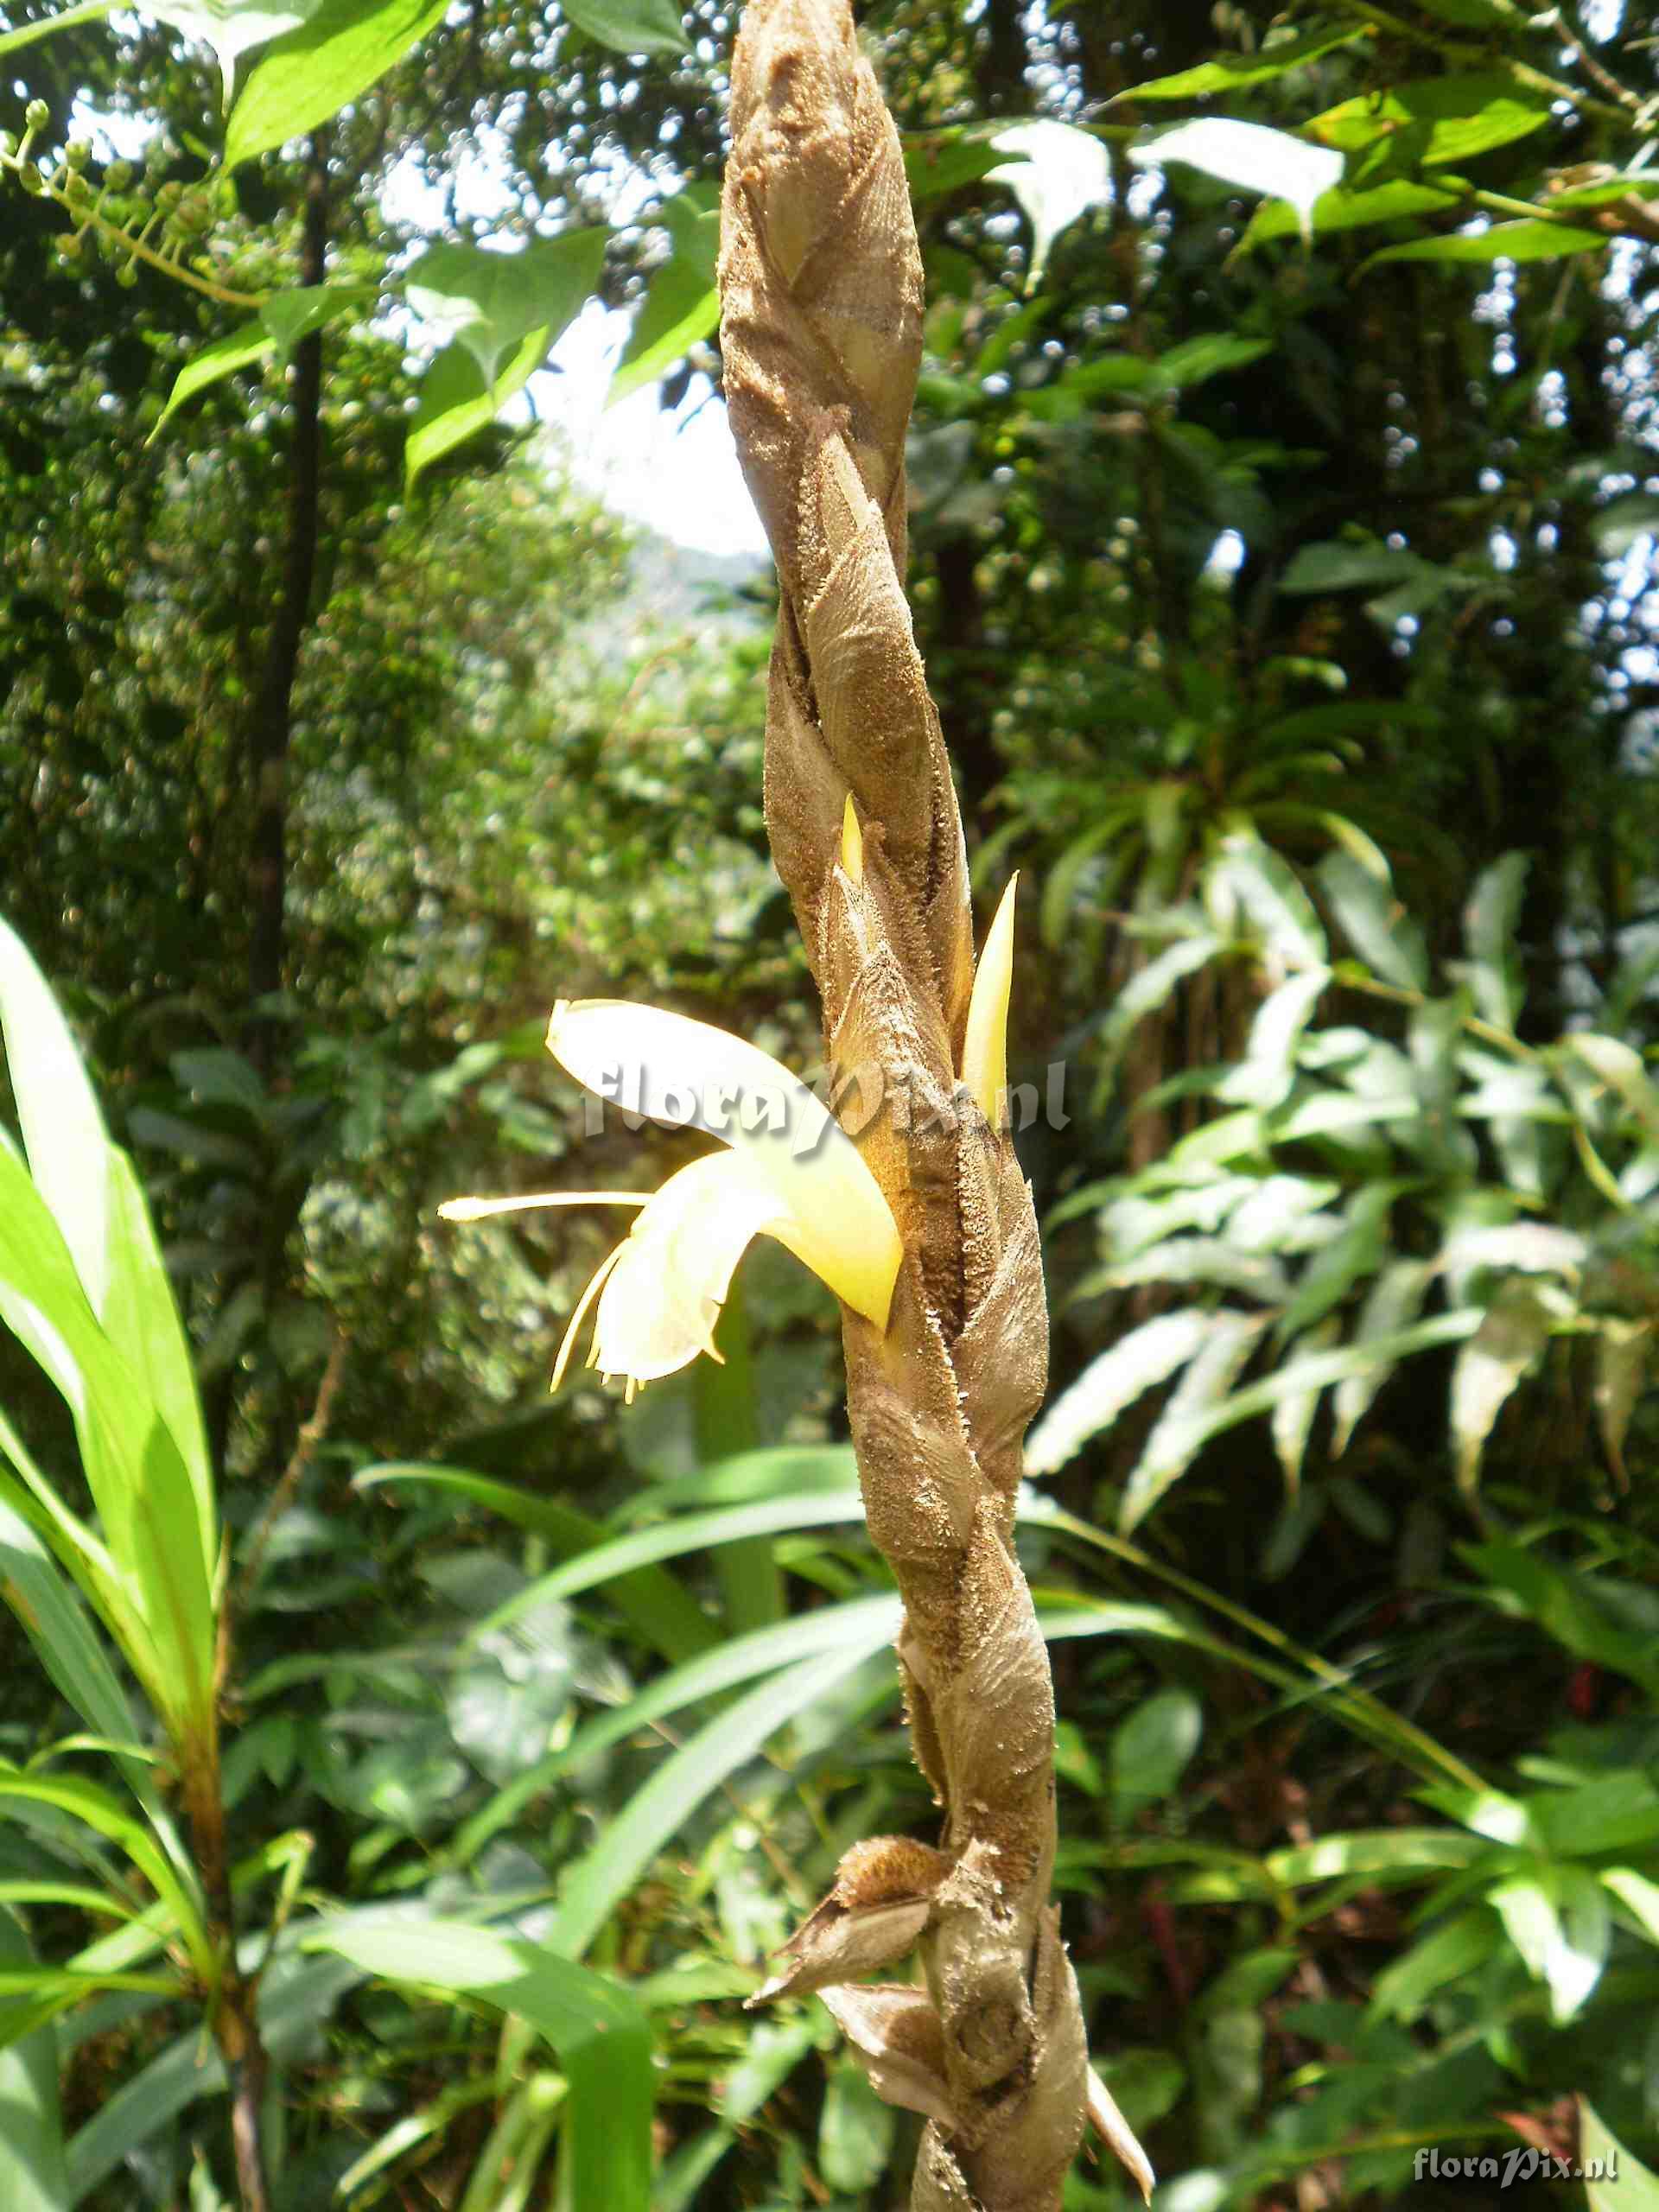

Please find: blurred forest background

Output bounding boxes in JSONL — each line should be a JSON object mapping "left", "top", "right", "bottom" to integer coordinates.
{"left": 3, "top": 0, "right": 1659, "bottom": 2205}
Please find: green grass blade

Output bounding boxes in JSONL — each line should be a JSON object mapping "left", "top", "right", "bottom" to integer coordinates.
{"left": 0, "top": 1772, "right": 209, "bottom": 1980}
{"left": 448, "top": 1594, "right": 904, "bottom": 1870}
{"left": 357, "top": 1463, "right": 715, "bottom": 1664}
{"left": 311, "top": 1916, "right": 652, "bottom": 2212}
{"left": 0, "top": 1910, "right": 70, "bottom": 2212}
{"left": 551, "top": 1632, "right": 895, "bottom": 1960}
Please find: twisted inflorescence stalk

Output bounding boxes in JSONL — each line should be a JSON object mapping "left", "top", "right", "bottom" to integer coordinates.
{"left": 718, "top": 6, "right": 1148, "bottom": 2205}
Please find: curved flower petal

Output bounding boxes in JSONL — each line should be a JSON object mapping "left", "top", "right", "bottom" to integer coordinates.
{"left": 546, "top": 999, "right": 901, "bottom": 1328}
{"left": 962, "top": 874, "right": 1018, "bottom": 1128}
{"left": 588, "top": 1154, "right": 788, "bottom": 1388}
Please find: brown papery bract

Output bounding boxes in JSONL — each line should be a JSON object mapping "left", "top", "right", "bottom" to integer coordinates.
{"left": 719, "top": 3, "right": 1151, "bottom": 2204}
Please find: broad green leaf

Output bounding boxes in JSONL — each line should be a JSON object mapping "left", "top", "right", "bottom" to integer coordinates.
{"left": 225, "top": 0, "right": 452, "bottom": 168}
{"left": 1305, "top": 74, "right": 1552, "bottom": 168}
{"left": 1266, "top": 1830, "right": 1484, "bottom": 1886}
{"left": 1207, "top": 833, "right": 1326, "bottom": 969}
{"left": 987, "top": 118, "right": 1112, "bottom": 288}
{"left": 1331, "top": 1259, "right": 1433, "bottom": 1453}
{"left": 1100, "top": 935, "right": 1222, "bottom": 1063}
{"left": 1115, "top": 24, "right": 1367, "bottom": 101}
{"left": 312, "top": 1916, "right": 652, "bottom": 2212}
{"left": 1602, "top": 1867, "right": 1659, "bottom": 1946}
{"left": 151, "top": 289, "right": 369, "bottom": 440}
{"left": 1026, "top": 1309, "right": 1212, "bottom": 1477}
{"left": 0, "top": 1492, "right": 146, "bottom": 1790}
{"left": 561, "top": 0, "right": 683, "bottom": 55}
{"left": 404, "top": 232, "right": 606, "bottom": 388}
{"left": 1365, "top": 219, "right": 1607, "bottom": 270}
{"left": 1491, "top": 1866, "right": 1606, "bottom": 2021}
{"left": 550, "top": 1635, "right": 893, "bottom": 1957}
{"left": 1130, "top": 118, "right": 1344, "bottom": 243}
{"left": 0, "top": 1150, "right": 215, "bottom": 1737}
{"left": 1567, "top": 1032, "right": 1659, "bottom": 1144}
{"left": 1121, "top": 1309, "right": 1268, "bottom": 1531}
{"left": 1154, "top": 333, "right": 1273, "bottom": 391}
{"left": 608, "top": 186, "right": 719, "bottom": 405}
{"left": 1279, "top": 538, "right": 1455, "bottom": 599}
{"left": 1582, "top": 2102, "right": 1659, "bottom": 2210}
{"left": 1463, "top": 1541, "right": 1659, "bottom": 1694}
{"left": 1530, "top": 1772, "right": 1659, "bottom": 1857}
{"left": 1450, "top": 1284, "right": 1552, "bottom": 1497}
{"left": 1369, "top": 1905, "right": 1498, "bottom": 2018}
{"left": 904, "top": 120, "right": 1032, "bottom": 200}
{"left": 1318, "top": 850, "right": 1427, "bottom": 989}
{"left": 1238, "top": 178, "right": 1459, "bottom": 252}
{"left": 1462, "top": 851, "right": 1528, "bottom": 1030}
{"left": 1279, "top": 1179, "right": 1406, "bottom": 1337}
{"left": 0, "top": 1911, "right": 69, "bottom": 2212}
{"left": 406, "top": 325, "right": 552, "bottom": 492}
{"left": 1111, "top": 1688, "right": 1202, "bottom": 1821}
{"left": 1218, "top": 967, "right": 1331, "bottom": 1109}
{"left": 1270, "top": 1316, "right": 1340, "bottom": 1491}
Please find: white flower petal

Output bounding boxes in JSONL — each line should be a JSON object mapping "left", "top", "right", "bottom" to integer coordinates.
{"left": 590, "top": 1154, "right": 786, "bottom": 1383}
{"left": 547, "top": 1000, "right": 901, "bottom": 1326}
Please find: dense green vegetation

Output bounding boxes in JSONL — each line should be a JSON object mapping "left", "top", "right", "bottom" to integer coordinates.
{"left": 2, "top": 0, "right": 1658, "bottom": 2204}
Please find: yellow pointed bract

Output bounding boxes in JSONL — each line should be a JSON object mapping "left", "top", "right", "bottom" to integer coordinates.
{"left": 961, "top": 874, "right": 1018, "bottom": 1129}
{"left": 840, "top": 792, "right": 864, "bottom": 884}
{"left": 442, "top": 999, "right": 905, "bottom": 1394}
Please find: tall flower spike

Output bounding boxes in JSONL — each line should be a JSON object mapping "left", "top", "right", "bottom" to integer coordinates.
{"left": 442, "top": 998, "right": 903, "bottom": 1397}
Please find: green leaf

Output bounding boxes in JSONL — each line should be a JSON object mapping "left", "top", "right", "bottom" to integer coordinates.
{"left": 1115, "top": 24, "right": 1368, "bottom": 101}
{"left": 1365, "top": 219, "right": 1607, "bottom": 270}
{"left": 608, "top": 186, "right": 719, "bottom": 404}
{"left": 1582, "top": 2102, "right": 1659, "bottom": 2210}
{"left": 1463, "top": 1541, "right": 1659, "bottom": 1694}
{"left": 1219, "top": 967, "right": 1331, "bottom": 1110}
{"left": 0, "top": 1492, "right": 144, "bottom": 1785}
{"left": 0, "top": 1911, "right": 69, "bottom": 2212}
{"left": 1318, "top": 851, "right": 1427, "bottom": 989}
{"left": 1462, "top": 851, "right": 1528, "bottom": 1030}
{"left": 1567, "top": 1033, "right": 1659, "bottom": 1144}
{"left": 560, "top": 0, "right": 683, "bottom": 55}
{"left": 0, "top": 0, "right": 118, "bottom": 59}
{"left": 312, "top": 1916, "right": 652, "bottom": 2212}
{"left": 150, "top": 286, "right": 371, "bottom": 438}
{"left": 1099, "top": 935, "right": 1223, "bottom": 1065}
{"left": 905, "top": 120, "right": 1031, "bottom": 200}
{"left": 402, "top": 226, "right": 606, "bottom": 491}
{"left": 987, "top": 119, "right": 1112, "bottom": 288}
{"left": 0, "top": 1771, "right": 207, "bottom": 1976}
{"left": 1266, "top": 1830, "right": 1485, "bottom": 1886}
{"left": 1121, "top": 1310, "right": 1269, "bottom": 1531}
{"left": 818, "top": 2054, "right": 896, "bottom": 2194}
{"left": 225, "top": 0, "right": 452, "bottom": 168}
{"left": 404, "top": 232, "right": 606, "bottom": 388}
{"left": 1208, "top": 832, "right": 1326, "bottom": 969}
{"left": 1238, "top": 178, "right": 1460, "bottom": 252}
{"left": 1154, "top": 333, "right": 1274, "bottom": 391}
{"left": 550, "top": 1636, "right": 893, "bottom": 1957}
{"left": 1369, "top": 1905, "right": 1498, "bottom": 2019}
{"left": 1026, "top": 1310, "right": 1212, "bottom": 1478}
{"left": 1130, "top": 118, "right": 1344, "bottom": 243}
{"left": 1111, "top": 1688, "right": 1203, "bottom": 1821}
{"left": 1305, "top": 74, "right": 1553, "bottom": 168}
{"left": 1491, "top": 1866, "right": 1606, "bottom": 2022}
{"left": 1331, "top": 1259, "right": 1433, "bottom": 1453}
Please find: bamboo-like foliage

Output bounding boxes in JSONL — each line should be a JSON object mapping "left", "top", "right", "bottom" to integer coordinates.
{"left": 719, "top": 5, "right": 1148, "bottom": 2203}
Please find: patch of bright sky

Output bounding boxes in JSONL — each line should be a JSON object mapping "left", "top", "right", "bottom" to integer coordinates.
{"left": 383, "top": 141, "right": 766, "bottom": 562}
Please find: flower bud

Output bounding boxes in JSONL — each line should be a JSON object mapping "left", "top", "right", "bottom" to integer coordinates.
{"left": 24, "top": 98, "right": 49, "bottom": 133}
{"left": 65, "top": 138, "right": 91, "bottom": 170}
{"left": 105, "top": 158, "right": 134, "bottom": 191}
{"left": 116, "top": 258, "right": 139, "bottom": 288}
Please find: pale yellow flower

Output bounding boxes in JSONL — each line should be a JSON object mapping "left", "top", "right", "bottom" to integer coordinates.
{"left": 441, "top": 878, "right": 1018, "bottom": 1394}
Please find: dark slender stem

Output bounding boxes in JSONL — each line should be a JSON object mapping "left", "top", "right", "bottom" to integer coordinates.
{"left": 246, "top": 129, "right": 329, "bottom": 1077}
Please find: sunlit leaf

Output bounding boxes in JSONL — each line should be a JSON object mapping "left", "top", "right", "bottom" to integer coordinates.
{"left": 988, "top": 118, "right": 1113, "bottom": 287}
{"left": 561, "top": 0, "right": 683, "bottom": 55}
{"left": 1130, "top": 118, "right": 1344, "bottom": 243}
{"left": 225, "top": 0, "right": 452, "bottom": 168}
{"left": 608, "top": 185, "right": 719, "bottom": 404}
{"left": 1115, "top": 24, "right": 1367, "bottom": 102}
{"left": 1582, "top": 2102, "right": 1659, "bottom": 2209}
{"left": 1027, "top": 1310, "right": 1212, "bottom": 1478}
